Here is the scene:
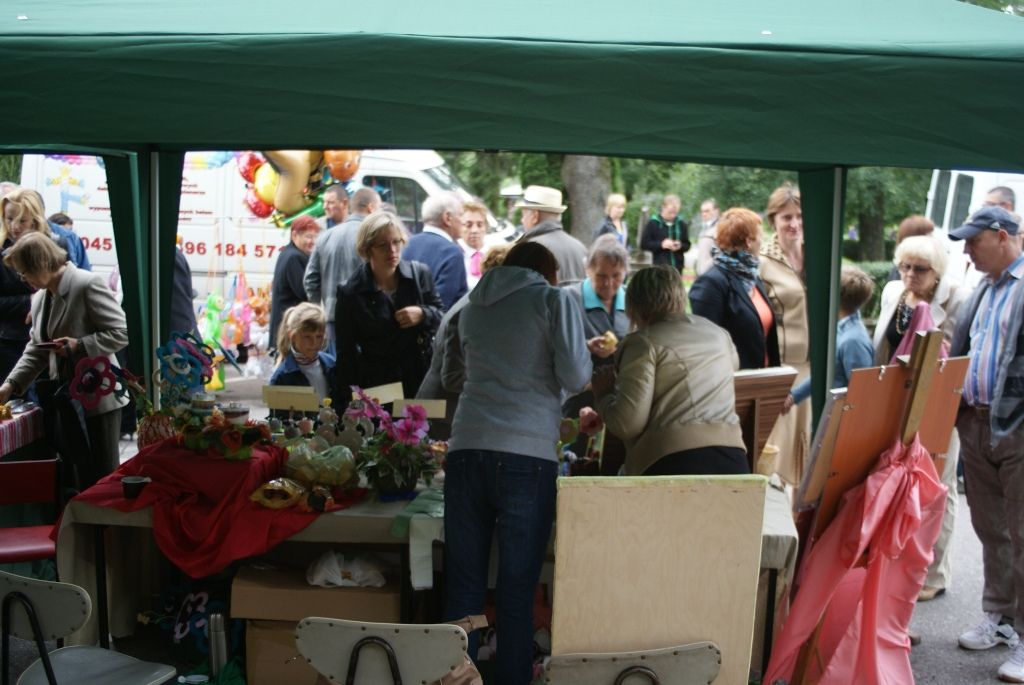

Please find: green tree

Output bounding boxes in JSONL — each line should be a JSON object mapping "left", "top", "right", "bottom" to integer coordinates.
{"left": 960, "top": 0, "right": 1021, "bottom": 15}
{"left": 0, "top": 155, "right": 21, "bottom": 183}
{"left": 845, "top": 167, "right": 931, "bottom": 261}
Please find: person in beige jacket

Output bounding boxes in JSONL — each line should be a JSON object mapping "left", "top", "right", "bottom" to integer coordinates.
{"left": 592, "top": 265, "right": 748, "bottom": 476}
{"left": 760, "top": 184, "right": 810, "bottom": 486}
{"left": 0, "top": 233, "right": 128, "bottom": 489}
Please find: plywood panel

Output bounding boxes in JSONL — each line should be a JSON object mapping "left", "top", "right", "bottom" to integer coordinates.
{"left": 734, "top": 367, "right": 799, "bottom": 462}
{"left": 814, "top": 357, "right": 966, "bottom": 537}
{"left": 551, "top": 476, "right": 766, "bottom": 685}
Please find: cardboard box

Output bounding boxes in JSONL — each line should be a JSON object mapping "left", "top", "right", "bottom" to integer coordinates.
{"left": 246, "top": 620, "right": 322, "bottom": 685}
{"left": 231, "top": 564, "right": 402, "bottom": 623}
{"left": 233, "top": 564, "right": 402, "bottom": 685}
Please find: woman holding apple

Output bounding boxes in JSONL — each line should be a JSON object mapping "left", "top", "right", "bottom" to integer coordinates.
{"left": 591, "top": 265, "right": 748, "bottom": 476}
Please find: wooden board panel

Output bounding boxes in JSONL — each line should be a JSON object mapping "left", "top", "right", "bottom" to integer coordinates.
{"left": 734, "top": 366, "right": 799, "bottom": 463}
{"left": 355, "top": 382, "right": 405, "bottom": 406}
{"left": 814, "top": 357, "right": 966, "bottom": 537}
{"left": 262, "top": 385, "right": 320, "bottom": 412}
{"left": 796, "top": 388, "right": 846, "bottom": 510}
{"left": 551, "top": 476, "right": 766, "bottom": 685}
{"left": 392, "top": 398, "right": 447, "bottom": 419}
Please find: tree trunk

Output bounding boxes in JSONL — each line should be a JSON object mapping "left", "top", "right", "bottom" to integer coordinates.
{"left": 858, "top": 212, "right": 886, "bottom": 261}
{"left": 561, "top": 155, "right": 610, "bottom": 244}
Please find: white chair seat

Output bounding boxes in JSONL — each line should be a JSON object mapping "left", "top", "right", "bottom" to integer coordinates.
{"left": 17, "top": 645, "right": 176, "bottom": 685}
{"left": 295, "top": 617, "right": 470, "bottom": 683}
{"left": 544, "top": 641, "right": 722, "bottom": 685}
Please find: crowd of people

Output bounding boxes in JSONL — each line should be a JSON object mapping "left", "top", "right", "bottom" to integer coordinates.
{"left": 4, "top": 171, "right": 1024, "bottom": 682}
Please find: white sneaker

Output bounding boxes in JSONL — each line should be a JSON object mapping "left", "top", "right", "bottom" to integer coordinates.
{"left": 999, "top": 643, "right": 1024, "bottom": 683}
{"left": 959, "top": 612, "right": 1020, "bottom": 650}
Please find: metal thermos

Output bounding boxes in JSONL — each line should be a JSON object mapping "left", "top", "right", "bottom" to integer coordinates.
{"left": 208, "top": 612, "right": 227, "bottom": 676}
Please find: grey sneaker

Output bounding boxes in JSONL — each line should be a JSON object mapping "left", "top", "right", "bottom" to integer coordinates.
{"left": 959, "top": 612, "right": 1020, "bottom": 651}
{"left": 999, "top": 643, "right": 1024, "bottom": 683}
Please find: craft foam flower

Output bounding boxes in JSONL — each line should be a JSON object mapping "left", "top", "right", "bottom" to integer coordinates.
{"left": 221, "top": 429, "right": 243, "bottom": 452}
{"left": 70, "top": 356, "right": 118, "bottom": 410}
{"left": 345, "top": 386, "right": 388, "bottom": 421}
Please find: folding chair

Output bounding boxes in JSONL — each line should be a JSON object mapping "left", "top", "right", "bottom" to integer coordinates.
{"left": 1, "top": 570, "right": 176, "bottom": 685}
{"left": 0, "top": 459, "right": 59, "bottom": 567}
{"left": 295, "top": 617, "right": 472, "bottom": 684}
{"left": 544, "top": 642, "right": 722, "bottom": 685}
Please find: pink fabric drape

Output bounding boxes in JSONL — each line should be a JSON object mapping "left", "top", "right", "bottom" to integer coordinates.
{"left": 765, "top": 436, "right": 946, "bottom": 685}
{"left": 890, "top": 301, "right": 948, "bottom": 364}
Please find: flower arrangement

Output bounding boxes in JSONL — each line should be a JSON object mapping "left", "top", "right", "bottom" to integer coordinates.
{"left": 178, "top": 409, "right": 272, "bottom": 460}
{"left": 346, "top": 386, "right": 437, "bottom": 495}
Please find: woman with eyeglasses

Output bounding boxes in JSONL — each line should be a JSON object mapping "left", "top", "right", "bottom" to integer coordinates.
{"left": 873, "top": 234, "right": 966, "bottom": 364}
{"left": 0, "top": 233, "right": 127, "bottom": 490}
{"left": 333, "top": 211, "right": 443, "bottom": 404}
{"left": 873, "top": 235, "right": 966, "bottom": 606}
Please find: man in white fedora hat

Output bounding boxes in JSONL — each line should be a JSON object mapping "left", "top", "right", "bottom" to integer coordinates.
{"left": 516, "top": 185, "right": 588, "bottom": 283}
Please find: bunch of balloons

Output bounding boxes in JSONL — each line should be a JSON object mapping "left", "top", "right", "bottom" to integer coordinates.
{"left": 238, "top": 150, "right": 361, "bottom": 227}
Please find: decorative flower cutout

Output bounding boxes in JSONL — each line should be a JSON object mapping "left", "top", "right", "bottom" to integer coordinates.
{"left": 71, "top": 356, "right": 118, "bottom": 410}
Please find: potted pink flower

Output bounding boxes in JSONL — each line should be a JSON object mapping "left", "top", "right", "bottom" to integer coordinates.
{"left": 348, "top": 387, "right": 436, "bottom": 497}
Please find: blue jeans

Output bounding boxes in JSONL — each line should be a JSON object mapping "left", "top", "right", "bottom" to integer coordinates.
{"left": 443, "top": 449, "right": 557, "bottom": 685}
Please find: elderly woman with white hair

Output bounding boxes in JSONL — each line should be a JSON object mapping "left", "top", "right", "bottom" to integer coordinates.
{"left": 874, "top": 233, "right": 966, "bottom": 604}
{"left": 873, "top": 234, "right": 965, "bottom": 363}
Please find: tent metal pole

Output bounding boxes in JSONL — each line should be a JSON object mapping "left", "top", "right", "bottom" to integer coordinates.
{"left": 150, "top": 151, "right": 161, "bottom": 411}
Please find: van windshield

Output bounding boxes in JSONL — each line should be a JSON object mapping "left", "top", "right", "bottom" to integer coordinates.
{"left": 424, "top": 165, "right": 470, "bottom": 194}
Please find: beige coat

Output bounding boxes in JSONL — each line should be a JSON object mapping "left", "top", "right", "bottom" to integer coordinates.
{"left": 7, "top": 263, "right": 129, "bottom": 416}
{"left": 596, "top": 312, "right": 746, "bottom": 475}
{"left": 759, "top": 235, "right": 810, "bottom": 485}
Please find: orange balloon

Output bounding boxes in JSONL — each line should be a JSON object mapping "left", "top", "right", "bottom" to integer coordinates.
{"left": 324, "top": 150, "right": 361, "bottom": 182}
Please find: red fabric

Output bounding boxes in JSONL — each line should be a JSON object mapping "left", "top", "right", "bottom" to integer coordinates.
{"left": 890, "top": 302, "right": 949, "bottom": 363}
{"left": 765, "top": 436, "right": 946, "bottom": 685}
{"left": 65, "top": 438, "right": 326, "bottom": 578}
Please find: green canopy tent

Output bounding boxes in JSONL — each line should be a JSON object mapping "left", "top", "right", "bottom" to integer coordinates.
{"left": 2, "top": 0, "right": 1023, "bottom": 412}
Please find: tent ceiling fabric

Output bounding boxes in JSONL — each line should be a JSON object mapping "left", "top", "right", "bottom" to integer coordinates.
{"left": 2, "top": 0, "right": 1023, "bottom": 171}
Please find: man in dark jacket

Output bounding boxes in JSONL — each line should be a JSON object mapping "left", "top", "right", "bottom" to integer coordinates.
{"left": 269, "top": 215, "right": 320, "bottom": 351}
{"left": 402, "top": 192, "right": 467, "bottom": 310}
{"left": 641, "top": 194, "right": 690, "bottom": 272}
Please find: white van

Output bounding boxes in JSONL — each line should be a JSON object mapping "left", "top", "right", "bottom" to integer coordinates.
{"left": 19, "top": 149, "right": 492, "bottom": 303}
{"left": 925, "top": 169, "right": 1024, "bottom": 283}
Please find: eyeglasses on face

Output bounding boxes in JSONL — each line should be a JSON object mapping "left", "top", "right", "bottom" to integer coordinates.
{"left": 898, "top": 262, "right": 932, "bottom": 275}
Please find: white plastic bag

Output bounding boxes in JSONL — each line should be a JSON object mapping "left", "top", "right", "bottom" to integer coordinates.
{"left": 306, "top": 550, "right": 388, "bottom": 588}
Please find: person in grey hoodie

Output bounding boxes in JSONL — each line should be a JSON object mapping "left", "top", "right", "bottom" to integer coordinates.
{"left": 440, "top": 241, "right": 591, "bottom": 685}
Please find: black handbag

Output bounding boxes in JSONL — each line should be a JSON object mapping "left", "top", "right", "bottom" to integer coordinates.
{"left": 35, "top": 376, "right": 93, "bottom": 492}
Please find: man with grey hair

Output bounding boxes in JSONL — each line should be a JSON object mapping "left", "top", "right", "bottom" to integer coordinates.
{"left": 516, "top": 185, "right": 588, "bottom": 283}
{"left": 304, "top": 186, "right": 381, "bottom": 353}
{"left": 402, "top": 191, "right": 467, "bottom": 310}
{"left": 986, "top": 186, "right": 1017, "bottom": 213}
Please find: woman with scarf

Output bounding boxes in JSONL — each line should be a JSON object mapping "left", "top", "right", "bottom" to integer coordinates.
{"left": 689, "top": 207, "right": 780, "bottom": 369}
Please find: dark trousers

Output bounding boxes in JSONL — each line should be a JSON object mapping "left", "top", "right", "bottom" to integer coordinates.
{"left": 644, "top": 445, "right": 750, "bottom": 476}
{"left": 443, "top": 449, "right": 557, "bottom": 685}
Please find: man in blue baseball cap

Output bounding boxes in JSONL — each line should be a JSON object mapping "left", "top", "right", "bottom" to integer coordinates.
{"left": 947, "top": 204, "right": 1024, "bottom": 681}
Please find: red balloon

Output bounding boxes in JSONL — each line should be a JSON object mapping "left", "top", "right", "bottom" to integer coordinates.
{"left": 245, "top": 187, "right": 274, "bottom": 218}
{"left": 237, "top": 151, "right": 265, "bottom": 184}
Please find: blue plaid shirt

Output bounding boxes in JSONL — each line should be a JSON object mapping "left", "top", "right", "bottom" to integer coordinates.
{"left": 965, "top": 253, "right": 1024, "bottom": 407}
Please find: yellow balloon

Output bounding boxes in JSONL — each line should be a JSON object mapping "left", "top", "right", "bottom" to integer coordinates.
{"left": 263, "top": 150, "right": 323, "bottom": 215}
{"left": 253, "top": 163, "right": 279, "bottom": 205}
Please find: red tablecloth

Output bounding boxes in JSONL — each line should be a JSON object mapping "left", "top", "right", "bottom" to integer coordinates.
{"left": 0, "top": 407, "right": 44, "bottom": 457}
{"left": 66, "top": 438, "right": 322, "bottom": 578}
